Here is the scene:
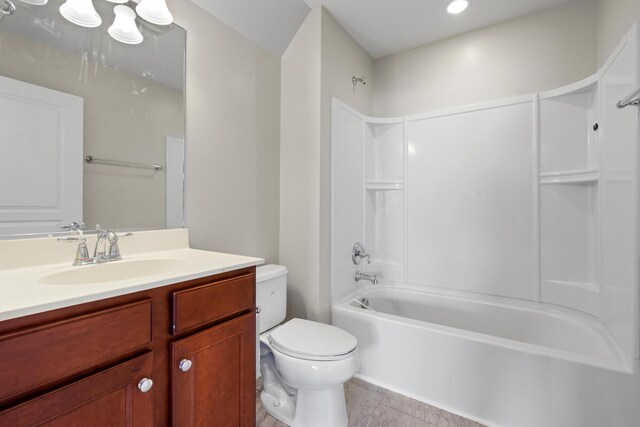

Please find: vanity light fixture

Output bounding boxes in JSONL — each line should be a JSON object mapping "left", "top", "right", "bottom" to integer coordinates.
{"left": 53, "top": 0, "right": 174, "bottom": 42}
{"left": 135, "top": 0, "right": 173, "bottom": 26}
{"left": 108, "top": 5, "right": 143, "bottom": 44}
{"left": 446, "top": 0, "right": 470, "bottom": 15}
{"left": 59, "top": 0, "right": 101, "bottom": 28}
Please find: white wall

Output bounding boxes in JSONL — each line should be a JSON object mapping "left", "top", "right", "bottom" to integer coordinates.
{"left": 406, "top": 101, "right": 536, "bottom": 300}
{"left": 373, "top": 0, "right": 598, "bottom": 116}
{"left": 597, "top": 0, "right": 640, "bottom": 64}
{"left": 320, "top": 8, "right": 374, "bottom": 319}
{"left": 330, "top": 101, "right": 366, "bottom": 302}
{"left": 170, "top": 0, "right": 281, "bottom": 263}
{"left": 280, "top": 6, "right": 373, "bottom": 322}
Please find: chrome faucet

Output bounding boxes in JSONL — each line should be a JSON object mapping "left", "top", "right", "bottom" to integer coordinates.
{"left": 93, "top": 228, "right": 110, "bottom": 263}
{"left": 355, "top": 270, "right": 378, "bottom": 285}
{"left": 58, "top": 223, "right": 131, "bottom": 266}
{"left": 57, "top": 222, "right": 92, "bottom": 266}
{"left": 93, "top": 226, "right": 132, "bottom": 263}
{"left": 107, "top": 230, "right": 132, "bottom": 261}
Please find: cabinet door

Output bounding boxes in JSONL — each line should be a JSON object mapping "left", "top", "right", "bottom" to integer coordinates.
{"left": 171, "top": 312, "right": 256, "bottom": 427}
{"left": 0, "top": 353, "right": 154, "bottom": 426}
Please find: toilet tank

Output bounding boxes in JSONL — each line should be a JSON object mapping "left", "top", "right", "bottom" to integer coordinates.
{"left": 256, "top": 264, "right": 288, "bottom": 333}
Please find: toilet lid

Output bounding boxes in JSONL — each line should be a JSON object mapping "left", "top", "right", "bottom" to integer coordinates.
{"left": 269, "top": 318, "right": 358, "bottom": 360}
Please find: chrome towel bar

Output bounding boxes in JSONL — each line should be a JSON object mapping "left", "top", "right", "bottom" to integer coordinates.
{"left": 84, "top": 155, "right": 163, "bottom": 171}
{"left": 617, "top": 86, "right": 640, "bottom": 109}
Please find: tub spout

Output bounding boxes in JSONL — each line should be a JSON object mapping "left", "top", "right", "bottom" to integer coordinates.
{"left": 355, "top": 270, "right": 378, "bottom": 285}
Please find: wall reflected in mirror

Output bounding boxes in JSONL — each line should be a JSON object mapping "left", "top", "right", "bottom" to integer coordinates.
{"left": 0, "top": 0, "right": 185, "bottom": 237}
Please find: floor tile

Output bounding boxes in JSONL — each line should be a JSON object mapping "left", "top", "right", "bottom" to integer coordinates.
{"left": 256, "top": 377, "right": 484, "bottom": 427}
{"left": 365, "top": 405, "right": 434, "bottom": 427}
{"left": 436, "top": 410, "right": 484, "bottom": 427}
{"left": 344, "top": 378, "right": 387, "bottom": 427}
{"left": 381, "top": 390, "right": 441, "bottom": 425}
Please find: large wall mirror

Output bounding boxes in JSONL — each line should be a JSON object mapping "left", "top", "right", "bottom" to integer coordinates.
{"left": 0, "top": 0, "right": 185, "bottom": 238}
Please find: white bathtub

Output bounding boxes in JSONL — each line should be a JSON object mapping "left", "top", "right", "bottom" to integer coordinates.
{"left": 332, "top": 286, "right": 640, "bottom": 427}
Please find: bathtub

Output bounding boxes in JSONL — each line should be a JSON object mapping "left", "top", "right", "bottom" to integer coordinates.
{"left": 332, "top": 286, "right": 640, "bottom": 427}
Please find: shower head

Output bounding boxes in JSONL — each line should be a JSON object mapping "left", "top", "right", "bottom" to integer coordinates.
{"left": 352, "top": 76, "right": 366, "bottom": 86}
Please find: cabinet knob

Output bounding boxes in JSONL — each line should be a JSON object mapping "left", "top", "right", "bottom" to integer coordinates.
{"left": 179, "top": 358, "right": 193, "bottom": 372}
{"left": 137, "top": 378, "right": 153, "bottom": 393}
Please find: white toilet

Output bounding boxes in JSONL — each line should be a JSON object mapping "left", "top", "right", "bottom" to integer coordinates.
{"left": 256, "top": 264, "right": 360, "bottom": 427}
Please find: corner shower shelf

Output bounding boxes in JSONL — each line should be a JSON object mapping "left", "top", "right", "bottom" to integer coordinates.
{"left": 539, "top": 73, "right": 598, "bottom": 99}
{"left": 366, "top": 181, "right": 405, "bottom": 190}
{"left": 539, "top": 169, "right": 599, "bottom": 185}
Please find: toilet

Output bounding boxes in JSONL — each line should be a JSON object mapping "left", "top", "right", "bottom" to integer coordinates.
{"left": 256, "top": 264, "right": 360, "bottom": 427}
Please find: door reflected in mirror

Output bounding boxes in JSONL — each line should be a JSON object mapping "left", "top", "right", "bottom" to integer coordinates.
{"left": 0, "top": 0, "right": 185, "bottom": 237}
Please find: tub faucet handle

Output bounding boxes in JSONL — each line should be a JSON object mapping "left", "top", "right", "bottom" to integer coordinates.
{"left": 352, "top": 242, "right": 371, "bottom": 265}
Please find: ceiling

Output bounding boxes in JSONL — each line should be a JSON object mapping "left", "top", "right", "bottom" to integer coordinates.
{"left": 192, "top": 0, "right": 574, "bottom": 59}
{"left": 190, "top": 0, "right": 311, "bottom": 57}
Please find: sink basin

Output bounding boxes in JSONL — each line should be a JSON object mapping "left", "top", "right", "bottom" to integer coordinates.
{"left": 39, "top": 259, "right": 192, "bottom": 285}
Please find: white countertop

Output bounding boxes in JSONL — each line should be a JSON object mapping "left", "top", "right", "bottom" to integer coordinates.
{"left": 0, "top": 229, "right": 264, "bottom": 321}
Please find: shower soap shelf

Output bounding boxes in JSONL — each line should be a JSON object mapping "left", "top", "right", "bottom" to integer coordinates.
{"left": 366, "top": 181, "right": 404, "bottom": 190}
{"left": 539, "top": 169, "right": 599, "bottom": 185}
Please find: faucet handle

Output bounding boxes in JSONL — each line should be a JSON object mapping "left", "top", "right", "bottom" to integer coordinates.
{"left": 60, "top": 222, "right": 85, "bottom": 233}
{"left": 57, "top": 235, "right": 92, "bottom": 265}
{"left": 73, "top": 238, "right": 91, "bottom": 265}
{"left": 352, "top": 242, "right": 371, "bottom": 265}
{"left": 106, "top": 231, "right": 132, "bottom": 261}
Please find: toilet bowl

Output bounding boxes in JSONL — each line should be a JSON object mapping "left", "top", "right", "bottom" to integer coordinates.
{"left": 256, "top": 265, "right": 360, "bottom": 427}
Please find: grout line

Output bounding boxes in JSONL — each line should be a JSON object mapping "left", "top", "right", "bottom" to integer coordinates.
{"left": 377, "top": 402, "right": 440, "bottom": 426}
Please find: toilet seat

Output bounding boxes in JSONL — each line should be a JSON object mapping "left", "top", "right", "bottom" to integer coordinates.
{"left": 268, "top": 318, "right": 358, "bottom": 361}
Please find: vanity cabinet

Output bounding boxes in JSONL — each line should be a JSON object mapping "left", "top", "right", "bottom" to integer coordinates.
{"left": 171, "top": 313, "right": 255, "bottom": 426}
{"left": 0, "top": 353, "right": 154, "bottom": 426}
{"left": 0, "top": 267, "right": 257, "bottom": 427}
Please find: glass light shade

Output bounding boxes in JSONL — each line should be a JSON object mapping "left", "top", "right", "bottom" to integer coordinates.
{"left": 59, "top": 0, "right": 101, "bottom": 27}
{"left": 108, "top": 5, "right": 143, "bottom": 44}
{"left": 20, "top": 0, "right": 48, "bottom": 5}
{"left": 135, "top": 0, "right": 173, "bottom": 26}
{"left": 447, "top": 0, "right": 470, "bottom": 14}
{"left": 106, "top": 0, "right": 128, "bottom": 3}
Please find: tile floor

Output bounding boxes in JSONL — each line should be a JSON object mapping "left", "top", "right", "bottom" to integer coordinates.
{"left": 256, "top": 377, "right": 485, "bottom": 427}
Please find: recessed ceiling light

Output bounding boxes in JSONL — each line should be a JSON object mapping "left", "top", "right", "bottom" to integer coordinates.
{"left": 447, "top": 0, "right": 470, "bottom": 15}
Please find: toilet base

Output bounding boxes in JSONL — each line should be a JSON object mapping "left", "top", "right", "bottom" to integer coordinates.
{"left": 261, "top": 385, "right": 348, "bottom": 427}
{"left": 260, "top": 390, "right": 295, "bottom": 426}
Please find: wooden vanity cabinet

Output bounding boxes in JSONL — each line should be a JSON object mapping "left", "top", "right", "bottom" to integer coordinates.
{"left": 171, "top": 313, "right": 256, "bottom": 427}
{"left": 0, "top": 266, "right": 257, "bottom": 427}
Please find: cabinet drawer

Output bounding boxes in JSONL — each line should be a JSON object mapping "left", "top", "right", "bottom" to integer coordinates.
{"left": 0, "top": 299, "right": 152, "bottom": 402}
{"left": 0, "top": 352, "right": 154, "bottom": 427}
{"left": 172, "top": 273, "right": 255, "bottom": 334}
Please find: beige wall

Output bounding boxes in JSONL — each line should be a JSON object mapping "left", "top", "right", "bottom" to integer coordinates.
{"left": 0, "top": 28, "right": 183, "bottom": 231}
{"left": 279, "top": 8, "right": 323, "bottom": 321}
{"left": 279, "top": 7, "right": 373, "bottom": 322}
{"left": 597, "top": 0, "right": 640, "bottom": 64}
{"left": 170, "top": 0, "right": 281, "bottom": 263}
{"left": 373, "top": 0, "right": 598, "bottom": 116}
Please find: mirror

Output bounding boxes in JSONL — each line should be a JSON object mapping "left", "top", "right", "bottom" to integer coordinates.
{"left": 0, "top": 0, "right": 185, "bottom": 238}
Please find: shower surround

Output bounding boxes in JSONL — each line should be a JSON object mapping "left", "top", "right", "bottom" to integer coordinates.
{"left": 330, "top": 23, "right": 640, "bottom": 427}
